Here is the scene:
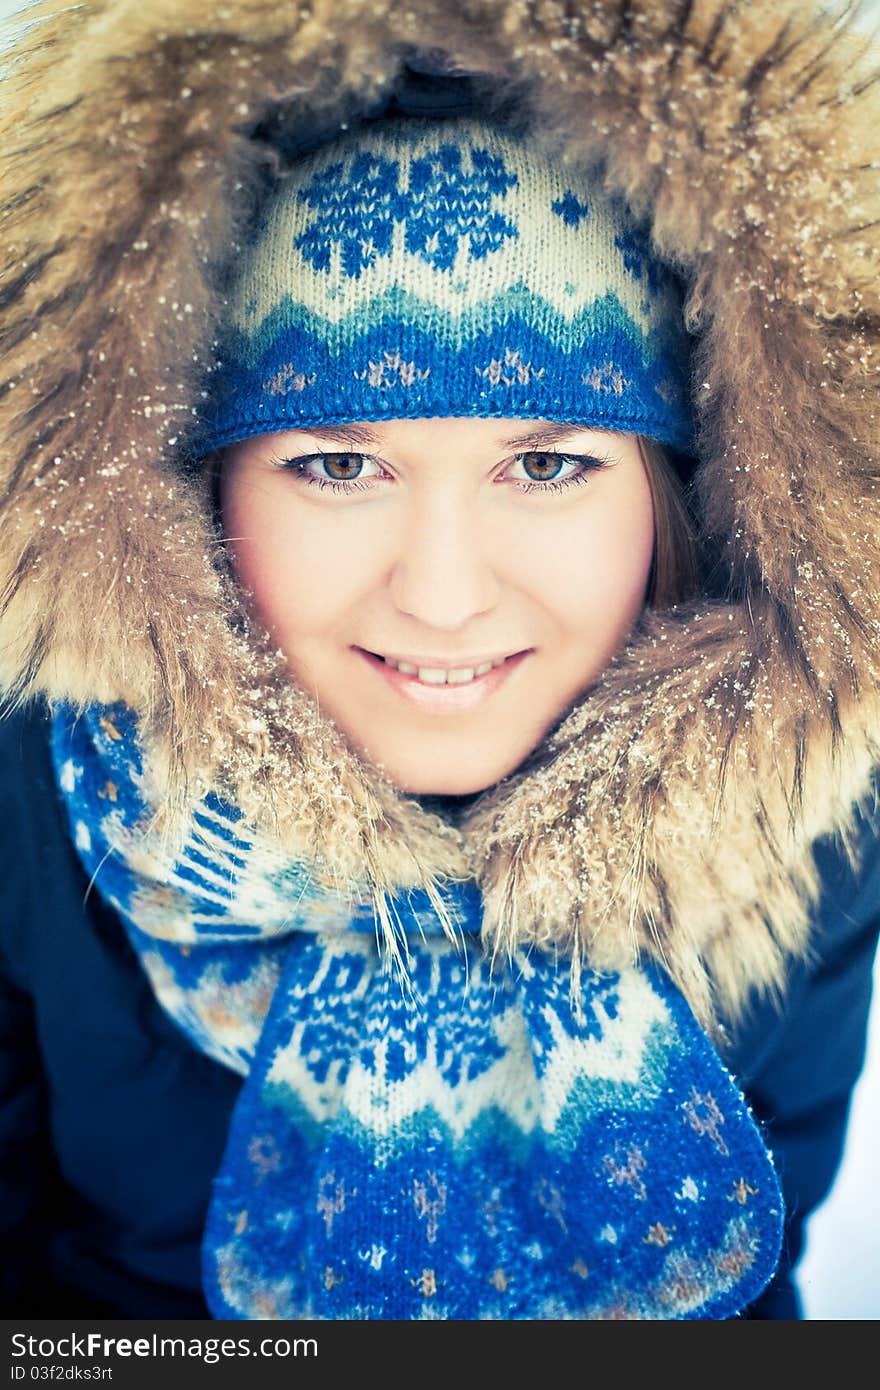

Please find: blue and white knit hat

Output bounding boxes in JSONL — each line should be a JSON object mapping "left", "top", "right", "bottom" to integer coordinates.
{"left": 191, "top": 114, "right": 693, "bottom": 457}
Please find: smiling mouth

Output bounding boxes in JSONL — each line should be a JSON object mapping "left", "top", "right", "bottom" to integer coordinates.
{"left": 366, "top": 651, "right": 520, "bottom": 686}
{"left": 355, "top": 647, "right": 532, "bottom": 707}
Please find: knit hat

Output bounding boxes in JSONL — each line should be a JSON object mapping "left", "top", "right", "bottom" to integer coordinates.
{"left": 190, "top": 114, "right": 693, "bottom": 457}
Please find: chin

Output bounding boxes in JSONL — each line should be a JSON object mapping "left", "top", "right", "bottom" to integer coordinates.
{"left": 401, "top": 774, "right": 492, "bottom": 796}
{"left": 350, "top": 719, "right": 553, "bottom": 796}
{"left": 367, "top": 749, "right": 516, "bottom": 797}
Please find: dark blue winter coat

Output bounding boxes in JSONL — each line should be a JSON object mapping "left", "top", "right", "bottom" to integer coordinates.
{"left": 1, "top": 698, "right": 878, "bottom": 1320}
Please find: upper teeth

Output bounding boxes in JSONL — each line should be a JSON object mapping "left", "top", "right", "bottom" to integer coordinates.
{"left": 383, "top": 656, "right": 509, "bottom": 684}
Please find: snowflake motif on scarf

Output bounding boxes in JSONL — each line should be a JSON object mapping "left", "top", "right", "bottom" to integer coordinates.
{"left": 50, "top": 701, "right": 784, "bottom": 1320}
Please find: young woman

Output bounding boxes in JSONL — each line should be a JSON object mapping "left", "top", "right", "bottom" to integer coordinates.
{"left": 1, "top": 0, "right": 878, "bottom": 1322}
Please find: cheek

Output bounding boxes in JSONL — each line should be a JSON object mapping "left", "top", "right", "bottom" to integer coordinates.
{"left": 533, "top": 486, "right": 655, "bottom": 646}
{"left": 220, "top": 470, "right": 374, "bottom": 638}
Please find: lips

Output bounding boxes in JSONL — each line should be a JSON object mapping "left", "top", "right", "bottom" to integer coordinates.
{"left": 355, "top": 647, "right": 531, "bottom": 712}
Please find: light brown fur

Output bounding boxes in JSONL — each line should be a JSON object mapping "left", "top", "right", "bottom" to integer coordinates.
{"left": 1, "top": 0, "right": 879, "bottom": 1031}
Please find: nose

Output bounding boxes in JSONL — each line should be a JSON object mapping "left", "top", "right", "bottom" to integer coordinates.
{"left": 388, "top": 490, "right": 501, "bottom": 629}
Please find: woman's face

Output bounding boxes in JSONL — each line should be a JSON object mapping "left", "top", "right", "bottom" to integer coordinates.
{"left": 220, "top": 417, "right": 655, "bottom": 795}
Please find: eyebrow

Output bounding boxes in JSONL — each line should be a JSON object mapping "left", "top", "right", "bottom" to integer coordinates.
{"left": 304, "top": 421, "right": 592, "bottom": 449}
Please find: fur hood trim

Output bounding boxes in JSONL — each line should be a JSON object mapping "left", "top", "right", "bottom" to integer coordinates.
{"left": 2, "top": 0, "right": 879, "bottom": 1030}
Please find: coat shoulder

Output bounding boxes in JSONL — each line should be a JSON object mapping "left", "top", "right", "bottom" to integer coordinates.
{"left": 0, "top": 698, "right": 56, "bottom": 986}
{"left": 0, "top": 694, "right": 51, "bottom": 769}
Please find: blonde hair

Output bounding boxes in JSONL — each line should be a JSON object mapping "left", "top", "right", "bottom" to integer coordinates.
{"left": 638, "top": 437, "right": 702, "bottom": 608}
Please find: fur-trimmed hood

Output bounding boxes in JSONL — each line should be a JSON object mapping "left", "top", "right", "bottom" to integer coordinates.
{"left": 1, "top": 0, "right": 879, "bottom": 1032}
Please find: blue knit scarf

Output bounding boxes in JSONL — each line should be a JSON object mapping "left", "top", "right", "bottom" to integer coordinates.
{"left": 50, "top": 700, "right": 784, "bottom": 1320}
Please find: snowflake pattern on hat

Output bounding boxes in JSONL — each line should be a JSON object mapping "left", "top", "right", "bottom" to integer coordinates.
{"left": 293, "top": 139, "right": 520, "bottom": 277}
{"left": 293, "top": 150, "right": 408, "bottom": 278}
{"left": 189, "top": 115, "right": 692, "bottom": 459}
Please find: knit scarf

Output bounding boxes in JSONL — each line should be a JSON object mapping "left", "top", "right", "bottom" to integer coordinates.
{"left": 50, "top": 700, "right": 784, "bottom": 1320}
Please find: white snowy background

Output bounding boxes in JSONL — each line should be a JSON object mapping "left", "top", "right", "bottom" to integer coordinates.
{"left": 0, "top": 0, "right": 878, "bottom": 1320}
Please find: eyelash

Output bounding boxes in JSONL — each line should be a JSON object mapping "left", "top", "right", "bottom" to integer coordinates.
{"left": 269, "top": 450, "right": 615, "bottom": 496}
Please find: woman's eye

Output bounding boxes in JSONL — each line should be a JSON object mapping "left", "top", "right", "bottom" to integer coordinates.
{"left": 273, "top": 451, "right": 382, "bottom": 491}
{"left": 508, "top": 451, "right": 581, "bottom": 484}
{"left": 307, "top": 451, "right": 378, "bottom": 482}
